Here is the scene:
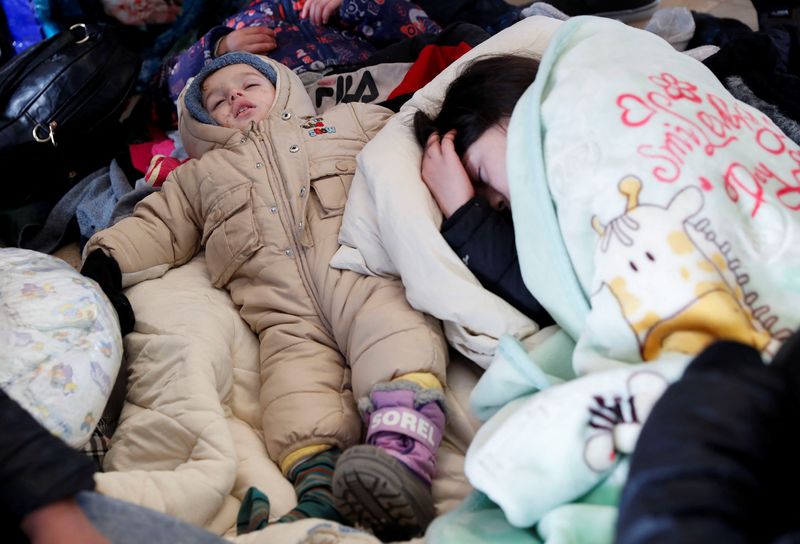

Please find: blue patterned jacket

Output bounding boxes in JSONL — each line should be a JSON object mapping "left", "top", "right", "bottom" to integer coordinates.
{"left": 167, "top": 0, "right": 440, "bottom": 101}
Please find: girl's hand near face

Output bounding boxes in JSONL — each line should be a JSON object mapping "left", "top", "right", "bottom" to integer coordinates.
{"left": 217, "top": 27, "right": 277, "bottom": 56}
{"left": 421, "top": 130, "right": 475, "bottom": 218}
{"left": 300, "top": 0, "right": 343, "bottom": 25}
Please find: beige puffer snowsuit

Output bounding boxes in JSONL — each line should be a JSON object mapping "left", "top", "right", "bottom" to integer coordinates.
{"left": 85, "top": 57, "right": 447, "bottom": 468}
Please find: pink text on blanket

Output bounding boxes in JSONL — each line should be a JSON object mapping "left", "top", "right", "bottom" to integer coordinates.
{"left": 616, "top": 72, "right": 800, "bottom": 217}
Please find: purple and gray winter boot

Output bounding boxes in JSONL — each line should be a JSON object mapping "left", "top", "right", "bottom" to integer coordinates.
{"left": 332, "top": 381, "right": 446, "bottom": 541}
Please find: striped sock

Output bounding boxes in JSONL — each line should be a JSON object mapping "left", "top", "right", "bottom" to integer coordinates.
{"left": 236, "top": 486, "right": 271, "bottom": 534}
{"left": 236, "top": 449, "right": 343, "bottom": 535}
{"left": 279, "top": 448, "right": 343, "bottom": 524}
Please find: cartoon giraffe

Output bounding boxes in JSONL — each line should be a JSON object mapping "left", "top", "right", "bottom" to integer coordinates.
{"left": 591, "top": 177, "right": 772, "bottom": 361}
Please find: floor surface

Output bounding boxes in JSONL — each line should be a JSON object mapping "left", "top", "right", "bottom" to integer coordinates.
{"left": 657, "top": 0, "right": 757, "bottom": 28}
{"left": 507, "top": 0, "right": 759, "bottom": 28}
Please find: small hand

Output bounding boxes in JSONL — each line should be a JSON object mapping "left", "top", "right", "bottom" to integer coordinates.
{"left": 300, "top": 0, "right": 343, "bottom": 25}
{"left": 21, "top": 499, "right": 110, "bottom": 544}
{"left": 217, "top": 27, "right": 277, "bottom": 56}
{"left": 421, "top": 130, "right": 475, "bottom": 217}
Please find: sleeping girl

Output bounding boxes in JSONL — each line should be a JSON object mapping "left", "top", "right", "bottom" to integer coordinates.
{"left": 406, "top": 17, "right": 800, "bottom": 540}
{"left": 412, "top": 54, "right": 553, "bottom": 326}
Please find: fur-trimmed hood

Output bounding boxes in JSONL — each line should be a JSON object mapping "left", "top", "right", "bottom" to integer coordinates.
{"left": 176, "top": 55, "right": 316, "bottom": 159}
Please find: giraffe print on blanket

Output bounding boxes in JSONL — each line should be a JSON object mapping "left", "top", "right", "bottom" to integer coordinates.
{"left": 591, "top": 176, "right": 774, "bottom": 361}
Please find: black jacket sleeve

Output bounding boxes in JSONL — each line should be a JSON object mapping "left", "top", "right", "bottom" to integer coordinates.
{"left": 617, "top": 338, "right": 800, "bottom": 543}
{"left": 441, "top": 196, "right": 554, "bottom": 326}
{"left": 81, "top": 249, "right": 135, "bottom": 336}
{"left": 0, "top": 388, "right": 96, "bottom": 522}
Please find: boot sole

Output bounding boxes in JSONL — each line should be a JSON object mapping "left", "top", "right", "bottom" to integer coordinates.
{"left": 333, "top": 445, "right": 436, "bottom": 541}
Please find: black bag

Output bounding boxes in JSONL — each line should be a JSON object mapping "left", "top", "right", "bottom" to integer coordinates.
{"left": 0, "top": 22, "right": 140, "bottom": 246}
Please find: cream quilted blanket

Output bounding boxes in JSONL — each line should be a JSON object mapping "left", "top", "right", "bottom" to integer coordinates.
{"left": 95, "top": 255, "right": 481, "bottom": 542}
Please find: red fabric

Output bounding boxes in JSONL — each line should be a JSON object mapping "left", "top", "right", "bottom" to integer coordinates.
{"left": 145, "top": 155, "right": 187, "bottom": 187}
{"left": 129, "top": 137, "right": 175, "bottom": 174}
{"left": 129, "top": 142, "right": 157, "bottom": 174}
{"left": 387, "top": 42, "right": 472, "bottom": 100}
{"left": 151, "top": 139, "right": 175, "bottom": 157}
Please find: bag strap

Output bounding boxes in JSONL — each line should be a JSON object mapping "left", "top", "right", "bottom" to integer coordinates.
{"left": 0, "top": 23, "right": 100, "bottom": 103}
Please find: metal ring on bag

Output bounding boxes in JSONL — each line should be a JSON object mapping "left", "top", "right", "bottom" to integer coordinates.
{"left": 32, "top": 122, "right": 58, "bottom": 147}
{"left": 69, "top": 23, "right": 90, "bottom": 44}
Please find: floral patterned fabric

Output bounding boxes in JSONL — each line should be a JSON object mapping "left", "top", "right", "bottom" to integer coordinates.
{"left": 102, "top": 0, "right": 184, "bottom": 25}
{"left": 166, "top": 0, "right": 441, "bottom": 101}
{"left": 0, "top": 248, "right": 122, "bottom": 448}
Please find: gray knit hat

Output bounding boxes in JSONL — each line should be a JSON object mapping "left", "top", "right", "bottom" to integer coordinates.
{"left": 184, "top": 52, "right": 278, "bottom": 125}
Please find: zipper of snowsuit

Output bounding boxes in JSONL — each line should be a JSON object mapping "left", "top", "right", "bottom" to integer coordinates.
{"left": 249, "top": 122, "right": 330, "bottom": 328}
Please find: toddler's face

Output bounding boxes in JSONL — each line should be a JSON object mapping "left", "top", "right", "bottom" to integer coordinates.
{"left": 201, "top": 64, "right": 276, "bottom": 130}
{"left": 462, "top": 122, "right": 510, "bottom": 211}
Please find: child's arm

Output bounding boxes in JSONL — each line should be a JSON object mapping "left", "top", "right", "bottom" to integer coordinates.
{"left": 421, "top": 131, "right": 553, "bottom": 325}
{"left": 84, "top": 170, "right": 203, "bottom": 286}
{"left": 167, "top": 26, "right": 235, "bottom": 102}
{"left": 0, "top": 389, "right": 102, "bottom": 543}
{"left": 337, "top": 0, "right": 442, "bottom": 48}
{"left": 167, "top": 17, "right": 276, "bottom": 102}
{"left": 300, "top": 0, "right": 342, "bottom": 25}
{"left": 215, "top": 27, "right": 277, "bottom": 58}
{"left": 421, "top": 131, "right": 474, "bottom": 217}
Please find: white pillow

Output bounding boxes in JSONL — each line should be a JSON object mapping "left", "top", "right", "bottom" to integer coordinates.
{"left": 0, "top": 248, "right": 123, "bottom": 447}
{"left": 333, "top": 16, "right": 564, "bottom": 367}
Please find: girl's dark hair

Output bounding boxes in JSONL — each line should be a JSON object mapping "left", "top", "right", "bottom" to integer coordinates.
{"left": 414, "top": 54, "right": 540, "bottom": 156}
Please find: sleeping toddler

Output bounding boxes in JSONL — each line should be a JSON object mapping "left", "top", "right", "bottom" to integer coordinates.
{"left": 81, "top": 51, "right": 447, "bottom": 541}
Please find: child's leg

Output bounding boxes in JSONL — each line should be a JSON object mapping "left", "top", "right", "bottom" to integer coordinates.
{"left": 241, "top": 318, "right": 363, "bottom": 534}
{"left": 257, "top": 322, "right": 362, "bottom": 464}
{"left": 282, "top": 446, "right": 343, "bottom": 523}
{"left": 321, "top": 270, "right": 448, "bottom": 539}
{"left": 237, "top": 446, "right": 343, "bottom": 534}
{"left": 333, "top": 373, "right": 446, "bottom": 541}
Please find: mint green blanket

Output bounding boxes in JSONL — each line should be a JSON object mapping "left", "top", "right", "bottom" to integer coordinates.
{"left": 453, "top": 15, "right": 800, "bottom": 544}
